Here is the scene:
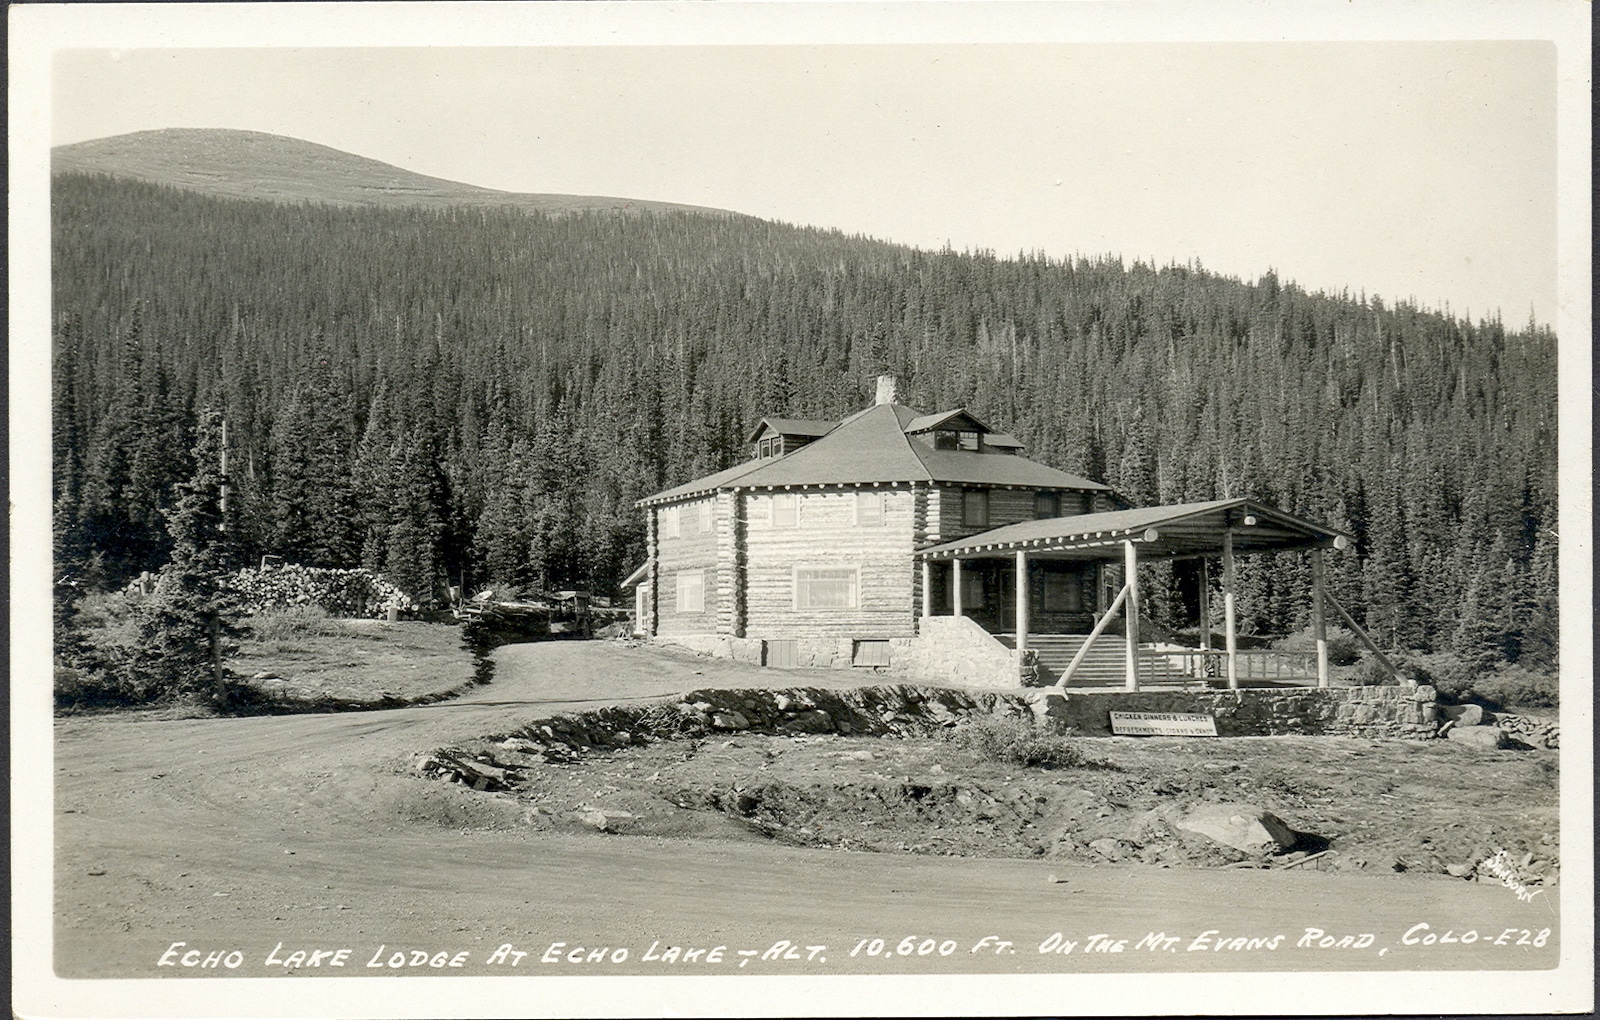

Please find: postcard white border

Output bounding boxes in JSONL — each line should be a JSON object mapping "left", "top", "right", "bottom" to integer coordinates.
{"left": 10, "top": 2, "right": 1592, "bottom": 1018}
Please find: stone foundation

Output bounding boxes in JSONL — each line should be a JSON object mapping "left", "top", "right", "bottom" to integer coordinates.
{"left": 890, "top": 617, "right": 1023, "bottom": 688}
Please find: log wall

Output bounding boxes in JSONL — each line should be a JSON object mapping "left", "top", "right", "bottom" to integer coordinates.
{"left": 654, "top": 497, "right": 721, "bottom": 635}
{"left": 744, "top": 486, "right": 917, "bottom": 639}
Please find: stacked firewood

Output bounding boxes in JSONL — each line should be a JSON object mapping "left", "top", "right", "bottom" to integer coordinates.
{"left": 228, "top": 564, "right": 415, "bottom": 618}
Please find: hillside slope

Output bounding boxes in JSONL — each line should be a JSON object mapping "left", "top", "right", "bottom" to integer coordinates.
{"left": 52, "top": 128, "right": 729, "bottom": 215}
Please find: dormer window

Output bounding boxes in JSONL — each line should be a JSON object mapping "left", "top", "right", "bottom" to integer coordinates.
{"left": 934, "top": 429, "right": 981, "bottom": 451}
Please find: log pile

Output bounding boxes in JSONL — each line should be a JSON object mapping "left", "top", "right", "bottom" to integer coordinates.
{"left": 229, "top": 564, "right": 415, "bottom": 618}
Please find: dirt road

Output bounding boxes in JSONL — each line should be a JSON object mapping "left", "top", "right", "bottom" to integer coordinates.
{"left": 52, "top": 639, "right": 1561, "bottom": 988}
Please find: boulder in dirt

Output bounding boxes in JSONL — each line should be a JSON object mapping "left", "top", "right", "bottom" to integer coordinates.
{"left": 1174, "top": 803, "right": 1296, "bottom": 853}
{"left": 710, "top": 711, "right": 750, "bottom": 731}
{"left": 1441, "top": 704, "right": 1489, "bottom": 727}
{"left": 1088, "top": 837, "right": 1125, "bottom": 860}
{"left": 1447, "top": 724, "right": 1508, "bottom": 750}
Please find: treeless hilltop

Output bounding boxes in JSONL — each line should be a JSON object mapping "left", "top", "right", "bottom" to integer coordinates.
{"left": 52, "top": 127, "right": 732, "bottom": 215}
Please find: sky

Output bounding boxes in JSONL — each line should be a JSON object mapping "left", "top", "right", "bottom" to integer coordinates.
{"left": 48, "top": 38, "right": 1558, "bottom": 325}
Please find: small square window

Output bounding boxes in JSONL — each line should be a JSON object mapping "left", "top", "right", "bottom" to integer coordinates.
{"left": 962, "top": 489, "right": 989, "bottom": 527}
{"left": 958, "top": 431, "right": 980, "bottom": 451}
{"left": 675, "top": 570, "right": 705, "bottom": 613}
{"left": 934, "top": 431, "right": 958, "bottom": 450}
{"left": 1034, "top": 491, "right": 1060, "bottom": 519}
{"left": 855, "top": 491, "right": 884, "bottom": 526}
{"left": 772, "top": 493, "right": 799, "bottom": 528}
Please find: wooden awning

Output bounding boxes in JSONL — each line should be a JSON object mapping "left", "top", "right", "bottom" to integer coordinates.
{"left": 917, "top": 498, "right": 1350, "bottom": 562}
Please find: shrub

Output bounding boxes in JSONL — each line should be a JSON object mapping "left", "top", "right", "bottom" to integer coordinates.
{"left": 245, "top": 604, "right": 341, "bottom": 643}
{"left": 1404, "top": 652, "right": 1559, "bottom": 710}
{"left": 1469, "top": 665, "right": 1559, "bottom": 710}
{"left": 1275, "top": 625, "right": 1361, "bottom": 666}
{"left": 1348, "top": 657, "right": 1397, "bottom": 686}
{"left": 942, "top": 714, "right": 1090, "bottom": 769}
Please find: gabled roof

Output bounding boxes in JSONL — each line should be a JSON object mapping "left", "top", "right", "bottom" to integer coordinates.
{"left": 638, "top": 401, "right": 1111, "bottom": 506}
{"left": 745, "top": 417, "right": 837, "bottom": 444}
{"left": 918, "top": 498, "right": 1351, "bottom": 560}
{"left": 903, "top": 407, "right": 995, "bottom": 434}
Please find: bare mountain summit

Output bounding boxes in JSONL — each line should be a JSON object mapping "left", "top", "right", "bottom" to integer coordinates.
{"left": 52, "top": 128, "right": 729, "bottom": 216}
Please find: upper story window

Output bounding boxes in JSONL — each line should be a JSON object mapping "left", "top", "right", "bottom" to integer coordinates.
{"left": 958, "top": 431, "right": 980, "bottom": 451}
{"left": 697, "top": 500, "right": 714, "bottom": 534}
{"left": 660, "top": 505, "right": 680, "bottom": 539}
{"left": 771, "top": 493, "right": 799, "bottom": 528}
{"left": 757, "top": 437, "right": 780, "bottom": 459}
{"left": 962, "top": 488, "right": 989, "bottom": 528}
{"left": 855, "top": 491, "right": 884, "bottom": 526}
{"left": 1034, "top": 491, "right": 1060, "bottom": 519}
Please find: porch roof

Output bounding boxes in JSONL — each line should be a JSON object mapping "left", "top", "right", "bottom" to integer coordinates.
{"left": 917, "top": 498, "right": 1351, "bottom": 561}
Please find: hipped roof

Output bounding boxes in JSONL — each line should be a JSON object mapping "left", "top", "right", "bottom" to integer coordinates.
{"left": 918, "top": 498, "right": 1351, "bottom": 561}
{"left": 639, "top": 402, "right": 1111, "bottom": 506}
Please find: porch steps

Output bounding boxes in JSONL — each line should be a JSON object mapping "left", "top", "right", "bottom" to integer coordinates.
{"left": 1000, "top": 634, "right": 1194, "bottom": 687}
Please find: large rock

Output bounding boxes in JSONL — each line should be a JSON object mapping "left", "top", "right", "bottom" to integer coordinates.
{"left": 1441, "top": 704, "right": 1490, "bottom": 727}
{"left": 1175, "top": 803, "right": 1297, "bottom": 853}
{"left": 1447, "top": 724, "right": 1508, "bottom": 750}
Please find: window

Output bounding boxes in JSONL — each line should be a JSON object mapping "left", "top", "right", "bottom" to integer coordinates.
{"left": 962, "top": 488, "right": 989, "bottom": 527}
{"left": 698, "top": 500, "right": 714, "bottom": 534}
{"left": 1034, "top": 491, "right": 1060, "bottom": 519}
{"left": 772, "top": 493, "right": 799, "bottom": 528}
{"left": 934, "top": 430, "right": 958, "bottom": 450}
{"left": 855, "top": 490, "right": 884, "bottom": 526}
{"left": 958, "top": 430, "right": 980, "bottom": 451}
{"left": 675, "top": 570, "right": 705, "bottom": 613}
{"left": 660, "top": 506, "right": 680, "bottom": 539}
{"left": 795, "top": 567, "right": 858, "bottom": 609}
{"left": 757, "top": 437, "right": 779, "bottom": 459}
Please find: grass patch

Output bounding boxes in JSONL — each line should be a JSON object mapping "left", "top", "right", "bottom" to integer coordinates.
{"left": 942, "top": 714, "right": 1097, "bottom": 770}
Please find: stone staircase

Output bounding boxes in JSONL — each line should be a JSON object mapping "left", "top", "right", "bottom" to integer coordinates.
{"left": 1000, "top": 634, "right": 1197, "bottom": 687}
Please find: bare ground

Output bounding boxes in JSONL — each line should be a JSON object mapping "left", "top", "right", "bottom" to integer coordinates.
{"left": 52, "top": 638, "right": 1563, "bottom": 983}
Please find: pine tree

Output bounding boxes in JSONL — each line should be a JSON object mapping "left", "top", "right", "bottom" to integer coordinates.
{"left": 126, "top": 407, "right": 239, "bottom": 700}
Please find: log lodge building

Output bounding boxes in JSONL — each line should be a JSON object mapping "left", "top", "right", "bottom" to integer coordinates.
{"left": 631, "top": 377, "right": 1363, "bottom": 690}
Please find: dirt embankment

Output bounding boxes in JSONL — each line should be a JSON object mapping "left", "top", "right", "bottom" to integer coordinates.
{"left": 414, "top": 683, "right": 1560, "bottom": 888}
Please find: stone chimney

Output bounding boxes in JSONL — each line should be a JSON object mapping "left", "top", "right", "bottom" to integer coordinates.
{"left": 874, "top": 374, "right": 898, "bottom": 406}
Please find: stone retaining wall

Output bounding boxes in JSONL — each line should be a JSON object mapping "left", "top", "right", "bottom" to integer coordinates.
{"left": 891, "top": 617, "right": 1023, "bottom": 688}
{"left": 469, "top": 682, "right": 1439, "bottom": 755}
{"left": 1030, "top": 684, "right": 1439, "bottom": 738}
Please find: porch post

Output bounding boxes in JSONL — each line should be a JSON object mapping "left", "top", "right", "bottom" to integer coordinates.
{"left": 1223, "top": 528, "right": 1238, "bottom": 690}
{"left": 951, "top": 558, "right": 964, "bottom": 617}
{"left": 921, "top": 560, "right": 932, "bottom": 619}
{"left": 1014, "top": 550, "right": 1029, "bottom": 653}
{"left": 1311, "top": 547, "right": 1330, "bottom": 688}
{"left": 1198, "top": 558, "right": 1212, "bottom": 651}
{"left": 1123, "top": 539, "right": 1141, "bottom": 691}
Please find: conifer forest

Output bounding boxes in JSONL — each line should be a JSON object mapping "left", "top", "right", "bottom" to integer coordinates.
{"left": 51, "top": 172, "right": 1560, "bottom": 682}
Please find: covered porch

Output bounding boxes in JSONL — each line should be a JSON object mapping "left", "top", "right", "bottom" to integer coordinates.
{"left": 917, "top": 498, "right": 1387, "bottom": 691}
